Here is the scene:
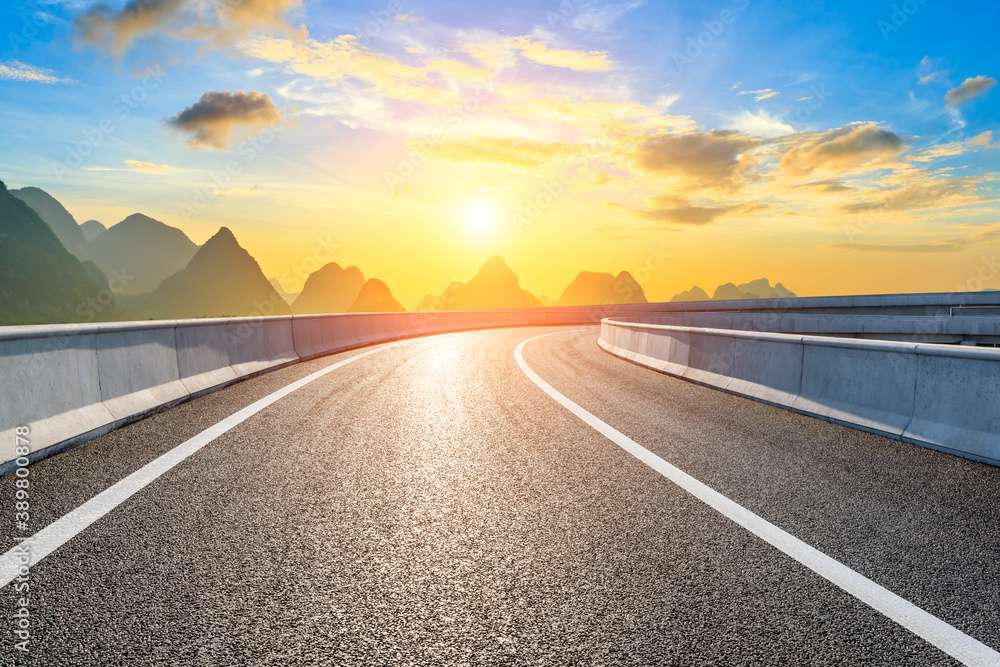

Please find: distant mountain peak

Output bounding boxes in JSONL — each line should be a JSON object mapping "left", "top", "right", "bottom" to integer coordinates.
{"left": 348, "top": 278, "right": 405, "bottom": 313}
{"left": 9, "top": 185, "right": 91, "bottom": 261}
{"left": 208, "top": 226, "right": 238, "bottom": 244}
{"left": 89, "top": 213, "right": 198, "bottom": 295}
{"left": 293, "top": 261, "right": 366, "bottom": 314}
{"left": 556, "top": 269, "right": 647, "bottom": 307}
{"left": 478, "top": 255, "right": 515, "bottom": 277}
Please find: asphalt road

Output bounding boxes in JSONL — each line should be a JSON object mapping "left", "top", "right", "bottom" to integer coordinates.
{"left": 2, "top": 326, "right": 999, "bottom": 665}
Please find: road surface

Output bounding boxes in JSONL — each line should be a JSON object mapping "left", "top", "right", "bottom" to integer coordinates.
{"left": 2, "top": 326, "right": 999, "bottom": 665}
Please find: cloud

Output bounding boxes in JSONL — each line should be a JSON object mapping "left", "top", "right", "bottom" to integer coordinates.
{"left": 917, "top": 55, "right": 946, "bottom": 85}
{"left": 570, "top": 1, "right": 645, "bottom": 32}
{"left": 75, "top": 0, "right": 303, "bottom": 55}
{"left": 737, "top": 88, "right": 779, "bottom": 101}
{"left": 945, "top": 76, "right": 997, "bottom": 107}
{"left": 428, "top": 136, "right": 583, "bottom": 172}
{"left": 167, "top": 90, "right": 283, "bottom": 149}
{"left": 0, "top": 60, "right": 75, "bottom": 84}
{"left": 507, "top": 36, "right": 615, "bottom": 72}
{"left": 240, "top": 34, "right": 482, "bottom": 108}
{"left": 610, "top": 194, "right": 763, "bottom": 227}
{"left": 778, "top": 123, "right": 904, "bottom": 177}
{"left": 124, "top": 159, "right": 178, "bottom": 173}
{"left": 839, "top": 176, "right": 987, "bottom": 214}
{"left": 726, "top": 110, "right": 794, "bottom": 138}
{"left": 829, "top": 225, "right": 1000, "bottom": 254}
{"left": 76, "top": 0, "right": 188, "bottom": 54}
{"left": 631, "top": 130, "right": 760, "bottom": 190}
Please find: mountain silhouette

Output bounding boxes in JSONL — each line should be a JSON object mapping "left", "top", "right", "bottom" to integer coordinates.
{"left": 556, "top": 270, "right": 647, "bottom": 306}
{"left": 0, "top": 179, "right": 110, "bottom": 324}
{"left": 268, "top": 277, "right": 299, "bottom": 305}
{"left": 348, "top": 279, "right": 405, "bottom": 313}
{"left": 713, "top": 282, "right": 755, "bottom": 300}
{"left": 10, "top": 186, "right": 91, "bottom": 261}
{"left": 737, "top": 278, "right": 796, "bottom": 299}
{"left": 89, "top": 213, "right": 198, "bottom": 295}
{"left": 428, "top": 256, "right": 542, "bottom": 311}
{"left": 292, "top": 262, "right": 365, "bottom": 314}
{"left": 672, "top": 279, "right": 796, "bottom": 302}
{"left": 124, "top": 227, "right": 290, "bottom": 319}
{"left": 671, "top": 286, "right": 710, "bottom": 302}
{"left": 80, "top": 219, "right": 107, "bottom": 242}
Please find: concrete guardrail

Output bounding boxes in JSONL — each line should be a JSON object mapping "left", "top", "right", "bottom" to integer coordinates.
{"left": 0, "top": 307, "right": 630, "bottom": 473}
{"left": 599, "top": 318, "right": 1000, "bottom": 467}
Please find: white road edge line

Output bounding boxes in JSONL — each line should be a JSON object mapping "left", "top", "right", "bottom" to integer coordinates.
{"left": 0, "top": 342, "right": 404, "bottom": 590}
{"left": 515, "top": 330, "right": 1000, "bottom": 667}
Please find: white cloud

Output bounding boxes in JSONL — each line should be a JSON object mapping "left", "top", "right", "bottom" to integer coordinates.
{"left": 737, "top": 88, "right": 779, "bottom": 101}
{"left": 0, "top": 60, "right": 75, "bottom": 84}
{"left": 726, "top": 110, "right": 794, "bottom": 138}
{"left": 570, "top": 1, "right": 645, "bottom": 32}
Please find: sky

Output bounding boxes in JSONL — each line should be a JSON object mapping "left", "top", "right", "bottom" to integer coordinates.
{"left": 0, "top": 0, "right": 997, "bottom": 308}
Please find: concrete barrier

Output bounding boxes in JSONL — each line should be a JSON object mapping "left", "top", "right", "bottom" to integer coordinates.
{"left": 96, "top": 324, "right": 187, "bottom": 423}
{"left": 176, "top": 321, "right": 238, "bottom": 396}
{"left": 1, "top": 307, "right": 631, "bottom": 472}
{"left": 0, "top": 325, "right": 113, "bottom": 466}
{"left": 599, "top": 318, "right": 1000, "bottom": 467}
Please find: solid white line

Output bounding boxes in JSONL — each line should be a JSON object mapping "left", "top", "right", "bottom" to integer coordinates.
{"left": 0, "top": 343, "right": 403, "bottom": 589}
{"left": 515, "top": 331, "right": 1000, "bottom": 667}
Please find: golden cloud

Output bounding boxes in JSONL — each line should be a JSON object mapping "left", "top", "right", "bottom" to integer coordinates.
{"left": 76, "top": 0, "right": 303, "bottom": 55}
{"left": 507, "top": 37, "right": 615, "bottom": 72}
{"left": 631, "top": 130, "right": 760, "bottom": 190}
{"left": 124, "top": 159, "right": 178, "bottom": 173}
{"left": 778, "top": 123, "right": 904, "bottom": 177}
{"left": 945, "top": 76, "right": 997, "bottom": 107}
{"left": 167, "top": 90, "right": 283, "bottom": 149}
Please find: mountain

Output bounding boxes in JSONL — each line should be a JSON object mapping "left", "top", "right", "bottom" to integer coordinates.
{"left": 0, "top": 179, "right": 111, "bottom": 325}
{"left": 268, "top": 278, "right": 299, "bottom": 305}
{"left": 414, "top": 293, "right": 438, "bottom": 312}
{"left": 671, "top": 286, "right": 710, "bottom": 302}
{"left": 737, "top": 278, "right": 796, "bottom": 299}
{"left": 80, "top": 219, "right": 107, "bottom": 242}
{"left": 672, "top": 281, "right": 797, "bottom": 302}
{"left": 292, "top": 262, "right": 365, "bottom": 314}
{"left": 536, "top": 294, "right": 556, "bottom": 307}
{"left": 556, "top": 270, "right": 647, "bottom": 307}
{"left": 713, "top": 282, "right": 756, "bottom": 300}
{"left": 433, "top": 256, "right": 542, "bottom": 310}
{"left": 124, "top": 227, "right": 290, "bottom": 319}
{"left": 419, "top": 281, "right": 468, "bottom": 311}
{"left": 347, "top": 279, "right": 405, "bottom": 313}
{"left": 10, "top": 186, "right": 91, "bottom": 261}
{"left": 89, "top": 213, "right": 199, "bottom": 295}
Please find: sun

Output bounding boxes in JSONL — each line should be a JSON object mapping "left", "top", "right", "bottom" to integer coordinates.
{"left": 465, "top": 203, "right": 496, "bottom": 236}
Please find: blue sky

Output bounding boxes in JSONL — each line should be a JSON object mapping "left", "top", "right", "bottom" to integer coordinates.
{"left": 0, "top": 0, "right": 997, "bottom": 305}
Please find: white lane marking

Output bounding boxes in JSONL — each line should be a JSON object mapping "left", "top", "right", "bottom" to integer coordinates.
{"left": 0, "top": 343, "right": 403, "bottom": 589}
{"left": 515, "top": 331, "right": 1000, "bottom": 667}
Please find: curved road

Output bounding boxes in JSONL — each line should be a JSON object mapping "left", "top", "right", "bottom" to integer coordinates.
{"left": 3, "top": 326, "right": 1000, "bottom": 665}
